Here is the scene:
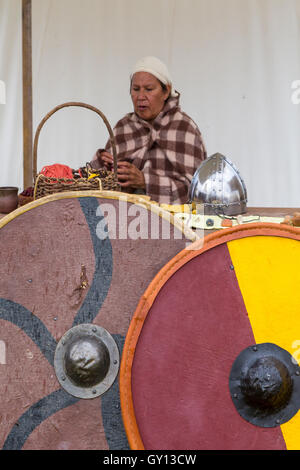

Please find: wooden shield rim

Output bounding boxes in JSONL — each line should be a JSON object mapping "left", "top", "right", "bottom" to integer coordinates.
{"left": 0, "top": 190, "right": 197, "bottom": 242}
{"left": 119, "top": 222, "right": 300, "bottom": 450}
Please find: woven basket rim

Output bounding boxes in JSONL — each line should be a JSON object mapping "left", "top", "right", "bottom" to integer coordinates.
{"left": 33, "top": 169, "right": 120, "bottom": 200}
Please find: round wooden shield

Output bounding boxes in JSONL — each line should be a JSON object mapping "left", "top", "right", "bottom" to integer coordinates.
{"left": 0, "top": 191, "right": 196, "bottom": 450}
{"left": 120, "top": 223, "right": 300, "bottom": 450}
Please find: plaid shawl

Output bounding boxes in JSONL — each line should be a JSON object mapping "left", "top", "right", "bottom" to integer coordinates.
{"left": 94, "top": 94, "right": 207, "bottom": 204}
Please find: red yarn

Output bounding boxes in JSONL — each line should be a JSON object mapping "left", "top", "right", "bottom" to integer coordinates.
{"left": 40, "top": 164, "right": 74, "bottom": 179}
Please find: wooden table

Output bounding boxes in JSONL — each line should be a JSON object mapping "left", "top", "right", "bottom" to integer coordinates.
{"left": 242, "top": 207, "right": 299, "bottom": 217}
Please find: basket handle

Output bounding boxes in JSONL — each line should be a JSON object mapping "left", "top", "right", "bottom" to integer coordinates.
{"left": 32, "top": 101, "right": 118, "bottom": 182}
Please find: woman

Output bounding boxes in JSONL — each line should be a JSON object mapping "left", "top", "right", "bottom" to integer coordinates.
{"left": 92, "top": 56, "right": 207, "bottom": 204}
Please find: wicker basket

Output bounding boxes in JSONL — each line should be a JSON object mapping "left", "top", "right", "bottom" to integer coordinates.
{"left": 33, "top": 102, "right": 120, "bottom": 199}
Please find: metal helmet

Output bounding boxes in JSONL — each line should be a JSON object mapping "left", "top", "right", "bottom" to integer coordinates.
{"left": 188, "top": 153, "right": 248, "bottom": 216}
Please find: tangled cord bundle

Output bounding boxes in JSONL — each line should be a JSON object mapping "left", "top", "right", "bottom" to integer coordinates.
{"left": 40, "top": 164, "right": 74, "bottom": 180}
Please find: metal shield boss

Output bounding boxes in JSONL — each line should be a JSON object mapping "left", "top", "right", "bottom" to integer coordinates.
{"left": 54, "top": 324, "right": 119, "bottom": 399}
{"left": 229, "top": 342, "right": 300, "bottom": 428}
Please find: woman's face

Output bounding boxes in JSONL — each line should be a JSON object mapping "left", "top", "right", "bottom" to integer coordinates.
{"left": 130, "top": 72, "right": 170, "bottom": 121}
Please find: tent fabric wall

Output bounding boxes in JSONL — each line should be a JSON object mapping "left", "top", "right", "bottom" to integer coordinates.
{"left": 1, "top": 0, "right": 299, "bottom": 207}
{"left": 0, "top": 0, "right": 22, "bottom": 190}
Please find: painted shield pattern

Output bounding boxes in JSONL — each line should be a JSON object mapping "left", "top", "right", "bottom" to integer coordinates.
{"left": 0, "top": 191, "right": 195, "bottom": 450}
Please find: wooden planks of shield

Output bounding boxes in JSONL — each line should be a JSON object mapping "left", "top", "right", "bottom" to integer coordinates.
{"left": 120, "top": 222, "right": 300, "bottom": 450}
{"left": 0, "top": 191, "right": 196, "bottom": 450}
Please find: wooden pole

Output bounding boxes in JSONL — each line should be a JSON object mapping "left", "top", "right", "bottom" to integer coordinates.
{"left": 22, "top": 0, "right": 33, "bottom": 189}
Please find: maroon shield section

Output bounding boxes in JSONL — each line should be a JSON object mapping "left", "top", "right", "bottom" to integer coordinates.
{"left": 0, "top": 192, "right": 195, "bottom": 450}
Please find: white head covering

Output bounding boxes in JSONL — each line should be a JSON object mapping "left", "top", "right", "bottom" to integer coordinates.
{"left": 131, "top": 56, "right": 178, "bottom": 98}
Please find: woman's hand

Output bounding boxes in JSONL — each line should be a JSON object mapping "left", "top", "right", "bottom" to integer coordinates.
{"left": 95, "top": 151, "right": 145, "bottom": 189}
{"left": 117, "top": 161, "right": 145, "bottom": 189}
{"left": 95, "top": 150, "right": 114, "bottom": 170}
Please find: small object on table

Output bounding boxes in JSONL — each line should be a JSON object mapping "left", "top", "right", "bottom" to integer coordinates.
{"left": 0, "top": 187, "right": 19, "bottom": 214}
{"left": 221, "top": 218, "right": 233, "bottom": 228}
{"left": 18, "top": 186, "right": 34, "bottom": 206}
{"left": 281, "top": 212, "right": 300, "bottom": 227}
{"left": 292, "top": 212, "right": 300, "bottom": 227}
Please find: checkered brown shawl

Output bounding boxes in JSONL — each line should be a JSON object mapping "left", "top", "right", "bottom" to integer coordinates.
{"left": 95, "top": 94, "right": 207, "bottom": 204}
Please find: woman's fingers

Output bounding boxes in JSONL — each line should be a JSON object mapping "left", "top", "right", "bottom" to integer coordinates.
{"left": 117, "top": 163, "right": 131, "bottom": 178}
{"left": 95, "top": 151, "right": 114, "bottom": 169}
{"left": 93, "top": 156, "right": 145, "bottom": 189}
{"left": 101, "top": 152, "right": 114, "bottom": 163}
{"left": 117, "top": 162, "right": 135, "bottom": 179}
{"left": 116, "top": 162, "right": 132, "bottom": 187}
{"left": 101, "top": 151, "right": 113, "bottom": 160}
{"left": 116, "top": 162, "right": 145, "bottom": 189}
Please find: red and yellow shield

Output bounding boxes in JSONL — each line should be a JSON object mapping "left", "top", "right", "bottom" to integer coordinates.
{"left": 120, "top": 223, "right": 300, "bottom": 450}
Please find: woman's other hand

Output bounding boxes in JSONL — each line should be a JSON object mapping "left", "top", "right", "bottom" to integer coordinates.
{"left": 95, "top": 150, "right": 114, "bottom": 170}
{"left": 117, "top": 161, "right": 145, "bottom": 189}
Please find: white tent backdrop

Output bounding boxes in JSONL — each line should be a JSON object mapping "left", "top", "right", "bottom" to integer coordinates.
{"left": 0, "top": 0, "right": 22, "bottom": 189}
{"left": 1, "top": 0, "right": 299, "bottom": 207}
